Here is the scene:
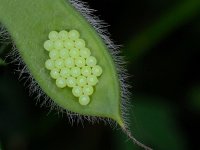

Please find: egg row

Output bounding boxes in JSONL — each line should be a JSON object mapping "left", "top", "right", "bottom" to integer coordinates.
{"left": 46, "top": 61, "right": 102, "bottom": 77}
{"left": 55, "top": 75, "right": 98, "bottom": 88}
{"left": 49, "top": 30, "right": 81, "bottom": 41}
{"left": 46, "top": 56, "right": 97, "bottom": 69}
{"left": 48, "top": 47, "right": 91, "bottom": 59}
{"left": 44, "top": 30, "right": 87, "bottom": 51}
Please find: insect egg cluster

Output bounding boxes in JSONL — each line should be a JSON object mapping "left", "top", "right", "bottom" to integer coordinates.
{"left": 44, "top": 30, "right": 103, "bottom": 106}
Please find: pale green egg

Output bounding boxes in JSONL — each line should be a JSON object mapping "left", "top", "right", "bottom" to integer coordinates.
{"left": 79, "top": 47, "right": 91, "bottom": 58}
{"left": 54, "top": 40, "right": 63, "bottom": 49}
{"left": 56, "top": 77, "right": 67, "bottom": 88}
{"left": 87, "top": 75, "right": 98, "bottom": 86}
{"left": 65, "top": 57, "right": 75, "bottom": 68}
{"left": 44, "top": 40, "right": 54, "bottom": 51}
{"left": 70, "top": 67, "right": 81, "bottom": 77}
{"left": 60, "top": 68, "right": 71, "bottom": 78}
{"left": 64, "top": 39, "right": 74, "bottom": 49}
{"left": 72, "top": 86, "right": 83, "bottom": 97}
{"left": 49, "top": 50, "right": 59, "bottom": 60}
{"left": 58, "top": 30, "right": 68, "bottom": 40}
{"left": 83, "top": 85, "right": 94, "bottom": 96}
{"left": 75, "top": 39, "right": 86, "bottom": 49}
{"left": 50, "top": 68, "right": 60, "bottom": 79}
{"left": 68, "top": 30, "right": 80, "bottom": 40}
{"left": 48, "top": 31, "right": 59, "bottom": 41}
{"left": 45, "top": 59, "right": 55, "bottom": 70}
{"left": 79, "top": 95, "right": 90, "bottom": 106}
{"left": 55, "top": 59, "right": 65, "bottom": 69}
{"left": 81, "top": 66, "right": 91, "bottom": 77}
{"left": 86, "top": 56, "right": 97, "bottom": 67}
{"left": 59, "top": 48, "right": 69, "bottom": 58}
{"left": 77, "top": 76, "right": 87, "bottom": 87}
{"left": 66, "top": 77, "right": 77, "bottom": 87}
{"left": 92, "top": 65, "right": 103, "bottom": 76}
{"left": 69, "top": 48, "right": 79, "bottom": 58}
{"left": 75, "top": 57, "right": 85, "bottom": 67}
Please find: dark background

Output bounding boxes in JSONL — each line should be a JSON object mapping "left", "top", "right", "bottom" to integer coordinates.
{"left": 0, "top": 0, "right": 200, "bottom": 149}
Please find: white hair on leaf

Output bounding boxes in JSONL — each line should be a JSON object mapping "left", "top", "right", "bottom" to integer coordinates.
{"left": 69, "top": 1, "right": 152, "bottom": 149}
{"left": 69, "top": 0, "right": 131, "bottom": 125}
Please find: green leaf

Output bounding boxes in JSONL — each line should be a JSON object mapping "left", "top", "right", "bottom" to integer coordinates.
{"left": 0, "top": 0, "right": 124, "bottom": 126}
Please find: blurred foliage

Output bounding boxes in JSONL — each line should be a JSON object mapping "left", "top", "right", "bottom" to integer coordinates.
{"left": 0, "top": 59, "right": 6, "bottom": 66}
{"left": 125, "top": 0, "right": 200, "bottom": 62}
{"left": 0, "top": 0, "right": 200, "bottom": 149}
{"left": 188, "top": 85, "right": 200, "bottom": 110}
{"left": 115, "top": 96, "right": 186, "bottom": 150}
